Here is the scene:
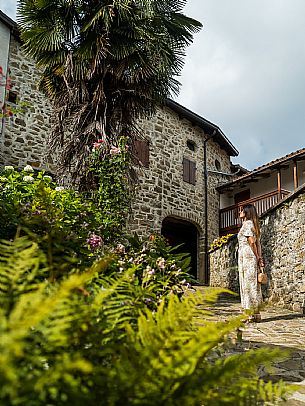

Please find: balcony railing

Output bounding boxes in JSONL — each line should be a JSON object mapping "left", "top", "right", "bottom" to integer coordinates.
{"left": 220, "top": 189, "right": 290, "bottom": 235}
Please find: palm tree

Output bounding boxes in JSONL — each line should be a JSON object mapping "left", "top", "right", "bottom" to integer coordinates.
{"left": 17, "top": 0, "right": 202, "bottom": 187}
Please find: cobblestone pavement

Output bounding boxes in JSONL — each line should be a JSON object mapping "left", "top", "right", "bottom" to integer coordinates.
{"left": 198, "top": 289, "right": 305, "bottom": 405}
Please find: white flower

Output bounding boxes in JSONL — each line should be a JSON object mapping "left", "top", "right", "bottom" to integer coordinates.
{"left": 156, "top": 257, "right": 165, "bottom": 269}
{"left": 4, "top": 165, "right": 14, "bottom": 171}
{"left": 55, "top": 186, "right": 65, "bottom": 191}
{"left": 23, "top": 175, "right": 34, "bottom": 183}
{"left": 23, "top": 165, "right": 34, "bottom": 172}
{"left": 145, "top": 266, "right": 155, "bottom": 276}
{"left": 43, "top": 175, "right": 52, "bottom": 181}
{"left": 110, "top": 146, "right": 121, "bottom": 155}
{"left": 116, "top": 243, "right": 126, "bottom": 254}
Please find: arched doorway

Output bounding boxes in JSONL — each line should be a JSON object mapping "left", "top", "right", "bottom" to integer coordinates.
{"left": 161, "top": 217, "right": 198, "bottom": 279}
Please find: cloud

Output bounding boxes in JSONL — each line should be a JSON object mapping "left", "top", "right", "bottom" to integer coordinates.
{"left": 176, "top": 0, "right": 305, "bottom": 169}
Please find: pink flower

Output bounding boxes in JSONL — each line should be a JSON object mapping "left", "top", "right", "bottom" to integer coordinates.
{"left": 98, "top": 139, "right": 104, "bottom": 143}
{"left": 87, "top": 234, "right": 103, "bottom": 250}
{"left": 93, "top": 142, "right": 102, "bottom": 150}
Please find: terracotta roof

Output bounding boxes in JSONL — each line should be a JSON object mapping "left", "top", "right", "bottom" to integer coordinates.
{"left": 218, "top": 146, "right": 305, "bottom": 191}
{"left": 165, "top": 99, "right": 239, "bottom": 157}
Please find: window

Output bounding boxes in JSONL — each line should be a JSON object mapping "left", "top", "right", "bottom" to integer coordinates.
{"left": 133, "top": 139, "right": 149, "bottom": 168}
{"left": 183, "top": 158, "right": 196, "bottom": 185}
{"left": 187, "top": 140, "right": 196, "bottom": 151}
{"left": 215, "top": 159, "right": 221, "bottom": 171}
{"left": 7, "top": 91, "right": 17, "bottom": 104}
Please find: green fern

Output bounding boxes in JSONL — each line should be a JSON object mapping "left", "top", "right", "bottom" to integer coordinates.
{"left": 0, "top": 237, "right": 47, "bottom": 315}
{"left": 0, "top": 238, "right": 293, "bottom": 405}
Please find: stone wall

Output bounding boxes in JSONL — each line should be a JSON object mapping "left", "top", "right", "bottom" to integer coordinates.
{"left": 209, "top": 186, "right": 305, "bottom": 311}
{"left": 209, "top": 236, "right": 239, "bottom": 293}
{"left": 128, "top": 106, "right": 233, "bottom": 279}
{"left": 0, "top": 35, "right": 52, "bottom": 170}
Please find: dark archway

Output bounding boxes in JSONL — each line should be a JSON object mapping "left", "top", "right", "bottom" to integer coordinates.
{"left": 161, "top": 217, "right": 198, "bottom": 279}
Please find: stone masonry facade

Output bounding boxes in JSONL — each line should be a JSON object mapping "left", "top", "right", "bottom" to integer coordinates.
{"left": 1, "top": 35, "right": 53, "bottom": 170}
{"left": 209, "top": 186, "right": 305, "bottom": 311}
{"left": 128, "top": 106, "right": 233, "bottom": 279}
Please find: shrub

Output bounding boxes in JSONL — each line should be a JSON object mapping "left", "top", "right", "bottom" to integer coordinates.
{"left": 89, "top": 136, "right": 132, "bottom": 242}
{"left": 100, "top": 234, "right": 193, "bottom": 310}
{"left": 0, "top": 165, "right": 123, "bottom": 274}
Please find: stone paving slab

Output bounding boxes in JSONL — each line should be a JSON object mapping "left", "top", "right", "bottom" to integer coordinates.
{"left": 209, "top": 292, "right": 305, "bottom": 351}
{"left": 197, "top": 289, "right": 305, "bottom": 405}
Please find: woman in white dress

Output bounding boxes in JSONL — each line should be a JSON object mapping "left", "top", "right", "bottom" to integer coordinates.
{"left": 238, "top": 204, "right": 264, "bottom": 322}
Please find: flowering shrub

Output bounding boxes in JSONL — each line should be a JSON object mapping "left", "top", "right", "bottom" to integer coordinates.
{"left": 0, "top": 166, "right": 104, "bottom": 273}
{"left": 209, "top": 233, "right": 234, "bottom": 252}
{"left": 100, "top": 234, "right": 193, "bottom": 308}
{"left": 89, "top": 136, "right": 131, "bottom": 241}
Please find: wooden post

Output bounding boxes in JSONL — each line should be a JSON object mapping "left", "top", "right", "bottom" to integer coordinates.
{"left": 293, "top": 161, "right": 299, "bottom": 191}
{"left": 277, "top": 169, "right": 281, "bottom": 200}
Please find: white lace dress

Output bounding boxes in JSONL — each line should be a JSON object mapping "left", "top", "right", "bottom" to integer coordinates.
{"left": 237, "top": 220, "right": 262, "bottom": 310}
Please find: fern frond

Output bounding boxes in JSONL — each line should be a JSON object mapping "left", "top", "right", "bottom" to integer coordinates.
{"left": 113, "top": 291, "right": 291, "bottom": 405}
{"left": 0, "top": 237, "right": 47, "bottom": 314}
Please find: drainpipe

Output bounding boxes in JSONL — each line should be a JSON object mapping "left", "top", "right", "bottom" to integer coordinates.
{"left": 202, "top": 130, "right": 216, "bottom": 285}
{"left": 1, "top": 26, "right": 12, "bottom": 146}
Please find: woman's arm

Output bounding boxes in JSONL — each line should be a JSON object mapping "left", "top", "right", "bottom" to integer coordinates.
{"left": 256, "top": 239, "right": 265, "bottom": 267}
{"left": 247, "top": 236, "right": 264, "bottom": 266}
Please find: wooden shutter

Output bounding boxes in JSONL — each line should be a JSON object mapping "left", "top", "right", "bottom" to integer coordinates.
{"left": 133, "top": 140, "right": 149, "bottom": 168}
{"left": 183, "top": 158, "right": 189, "bottom": 182}
{"left": 189, "top": 160, "right": 196, "bottom": 185}
{"left": 183, "top": 158, "right": 196, "bottom": 185}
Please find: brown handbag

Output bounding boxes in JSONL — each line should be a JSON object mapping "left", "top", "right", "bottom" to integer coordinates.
{"left": 258, "top": 267, "right": 268, "bottom": 284}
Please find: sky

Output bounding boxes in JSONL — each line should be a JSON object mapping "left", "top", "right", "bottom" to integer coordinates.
{"left": 1, "top": 0, "right": 305, "bottom": 169}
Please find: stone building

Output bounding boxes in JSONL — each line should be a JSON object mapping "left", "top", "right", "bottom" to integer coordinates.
{"left": 0, "top": 10, "right": 240, "bottom": 282}
{"left": 0, "top": 10, "right": 53, "bottom": 170}
{"left": 129, "top": 100, "right": 239, "bottom": 281}
{"left": 218, "top": 147, "right": 305, "bottom": 235}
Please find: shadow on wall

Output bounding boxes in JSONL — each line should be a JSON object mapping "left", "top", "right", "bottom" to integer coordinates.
{"left": 161, "top": 216, "right": 199, "bottom": 279}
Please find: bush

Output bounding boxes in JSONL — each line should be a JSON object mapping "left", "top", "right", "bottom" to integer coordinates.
{"left": 99, "top": 234, "right": 193, "bottom": 310}
{"left": 0, "top": 238, "right": 290, "bottom": 406}
{"left": 0, "top": 165, "right": 121, "bottom": 274}
{"left": 89, "top": 136, "right": 132, "bottom": 242}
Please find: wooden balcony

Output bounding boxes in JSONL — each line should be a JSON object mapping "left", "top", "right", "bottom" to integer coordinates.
{"left": 219, "top": 189, "right": 290, "bottom": 235}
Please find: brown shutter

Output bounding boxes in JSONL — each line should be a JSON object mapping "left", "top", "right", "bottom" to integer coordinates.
{"left": 183, "top": 158, "right": 189, "bottom": 182}
{"left": 183, "top": 158, "right": 196, "bottom": 185}
{"left": 133, "top": 140, "right": 149, "bottom": 168}
{"left": 189, "top": 161, "right": 196, "bottom": 185}
{"left": 142, "top": 140, "right": 149, "bottom": 168}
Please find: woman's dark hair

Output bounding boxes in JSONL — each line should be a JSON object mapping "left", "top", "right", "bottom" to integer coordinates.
{"left": 243, "top": 204, "right": 260, "bottom": 238}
